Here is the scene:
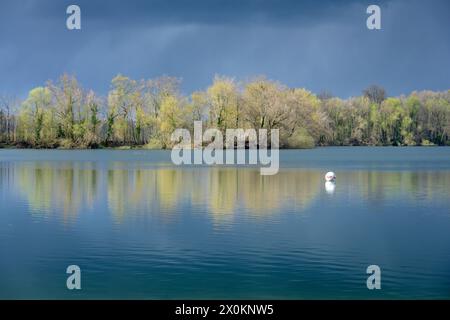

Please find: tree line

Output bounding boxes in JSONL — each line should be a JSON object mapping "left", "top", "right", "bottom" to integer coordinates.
{"left": 0, "top": 74, "right": 449, "bottom": 149}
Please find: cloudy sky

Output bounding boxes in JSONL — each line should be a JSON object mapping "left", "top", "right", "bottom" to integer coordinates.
{"left": 0, "top": 0, "right": 449, "bottom": 98}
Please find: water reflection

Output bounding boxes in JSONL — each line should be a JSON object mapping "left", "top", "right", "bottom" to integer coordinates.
{"left": 325, "top": 181, "right": 336, "bottom": 194}
{"left": 3, "top": 161, "right": 449, "bottom": 224}
{"left": 13, "top": 162, "right": 98, "bottom": 222}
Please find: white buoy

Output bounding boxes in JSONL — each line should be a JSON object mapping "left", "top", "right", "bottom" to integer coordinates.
{"left": 325, "top": 171, "right": 336, "bottom": 182}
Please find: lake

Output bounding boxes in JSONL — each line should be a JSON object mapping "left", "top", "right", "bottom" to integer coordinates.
{"left": 0, "top": 147, "right": 449, "bottom": 299}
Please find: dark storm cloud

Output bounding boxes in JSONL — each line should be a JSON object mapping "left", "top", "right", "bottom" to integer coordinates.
{"left": 4, "top": 0, "right": 366, "bottom": 26}
{"left": 0, "top": 0, "right": 449, "bottom": 98}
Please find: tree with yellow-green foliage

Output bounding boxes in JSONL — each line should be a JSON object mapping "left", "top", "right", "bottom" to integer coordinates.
{"left": 16, "top": 87, "right": 53, "bottom": 146}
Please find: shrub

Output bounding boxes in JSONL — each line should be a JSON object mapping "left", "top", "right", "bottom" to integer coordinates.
{"left": 286, "top": 129, "right": 315, "bottom": 149}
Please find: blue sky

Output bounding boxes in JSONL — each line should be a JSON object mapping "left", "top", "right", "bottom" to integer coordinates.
{"left": 0, "top": 0, "right": 449, "bottom": 97}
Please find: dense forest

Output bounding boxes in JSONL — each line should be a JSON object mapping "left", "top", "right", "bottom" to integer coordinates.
{"left": 0, "top": 74, "right": 449, "bottom": 149}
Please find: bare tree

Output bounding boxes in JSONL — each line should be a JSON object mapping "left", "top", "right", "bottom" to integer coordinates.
{"left": 0, "top": 94, "right": 19, "bottom": 143}
{"left": 363, "top": 85, "right": 386, "bottom": 104}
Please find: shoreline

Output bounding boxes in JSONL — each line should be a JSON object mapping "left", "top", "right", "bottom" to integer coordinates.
{"left": 0, "top": 143, "right": 446, "bottom": 151}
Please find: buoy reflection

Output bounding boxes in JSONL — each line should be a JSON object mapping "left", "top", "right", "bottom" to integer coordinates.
{"left": 325, "top": 181, "right": 336, "bottom": 194}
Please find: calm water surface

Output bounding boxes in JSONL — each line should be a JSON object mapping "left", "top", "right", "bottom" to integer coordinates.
{"left": 0, "top": 147, "right": 449, "bottom": 299}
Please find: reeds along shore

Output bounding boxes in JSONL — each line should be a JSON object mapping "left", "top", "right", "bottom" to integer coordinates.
{"left": 0, "top": 74, "right": 449, "bottom": 149}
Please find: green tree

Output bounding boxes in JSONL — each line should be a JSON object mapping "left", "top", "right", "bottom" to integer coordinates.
{"left": 18, "top": 87, "right": 52, "bottom": 145}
